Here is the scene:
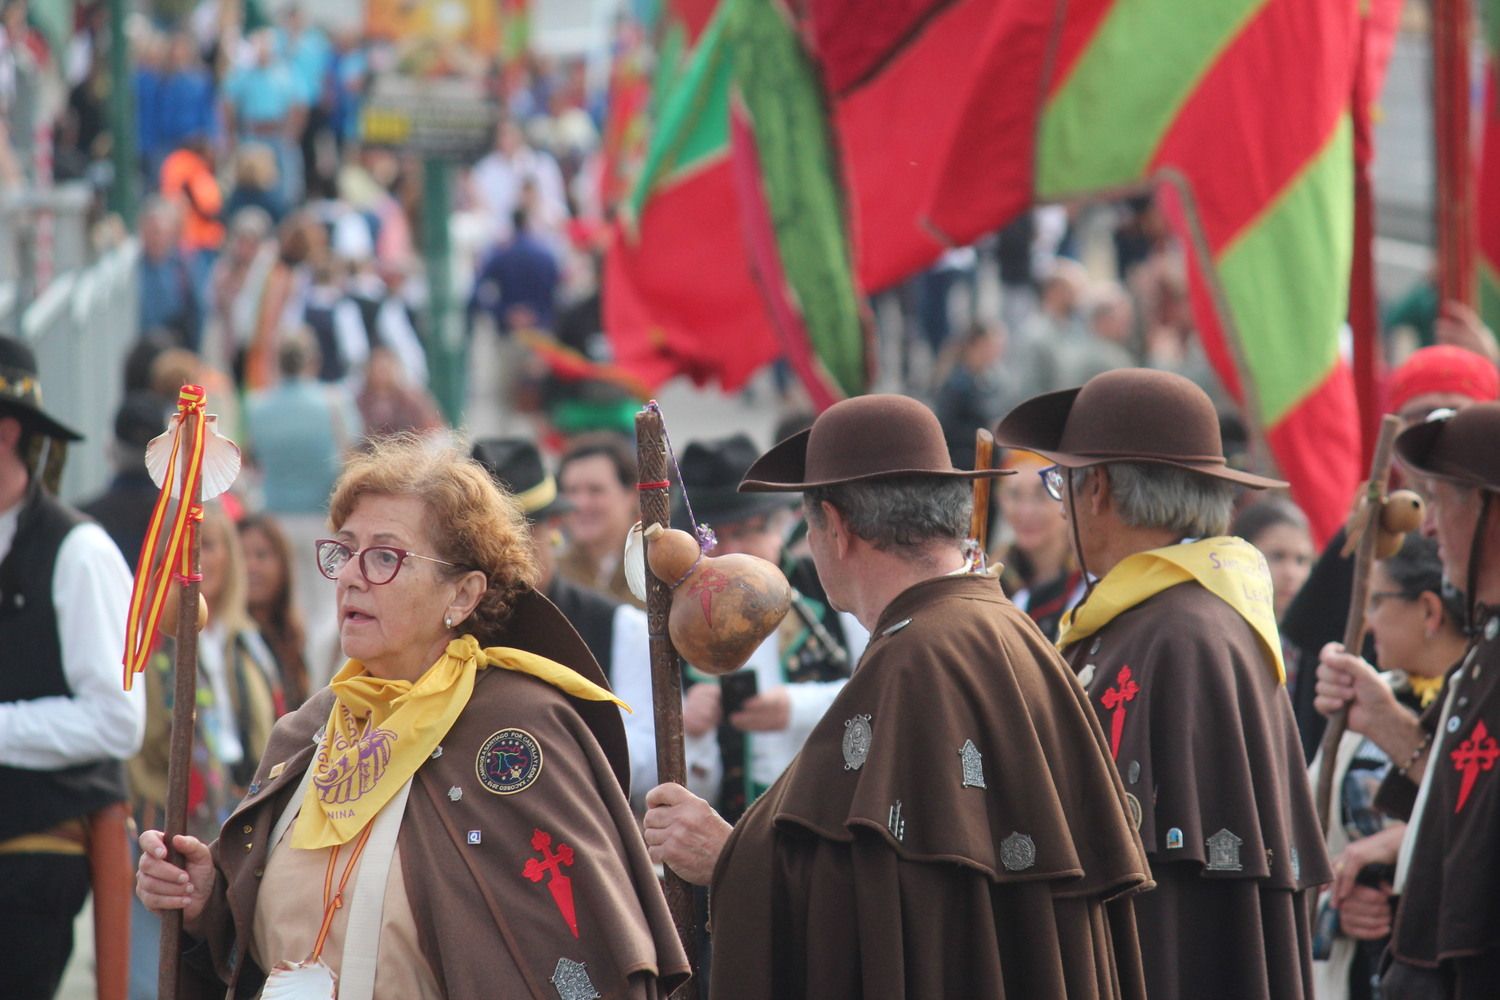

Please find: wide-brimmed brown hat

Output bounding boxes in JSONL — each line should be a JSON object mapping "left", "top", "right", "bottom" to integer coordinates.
{"left": 740, "top": 393, "right": 1012, "bottom": 492}
{"left": 994, "top": 367, "right": 1285, "bottom": 489}
{"left": 1395, "top": 402, "right": 1500, "bottom": 493}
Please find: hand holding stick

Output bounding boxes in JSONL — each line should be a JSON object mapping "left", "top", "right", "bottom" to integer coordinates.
{"left": 1314, "top": 414, "right": 1403, "bottom": 833}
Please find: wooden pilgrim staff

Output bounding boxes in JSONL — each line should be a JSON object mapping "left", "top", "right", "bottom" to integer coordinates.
{"left": 634, "top": 404, "right": 701, "bottom": 1000}
{"left": 1313, "top": 414, "right": 1412, "bottom": 833}
{"left": 970, "top": 428, "right": 997, "bottom": 566}
{"left": 122, "top": 386, "right": 239, "bottom": 998}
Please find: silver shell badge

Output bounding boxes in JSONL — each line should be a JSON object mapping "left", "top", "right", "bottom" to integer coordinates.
{"left": 843, "top": 714, "right": 873, "bottom": 770}
{"left": 1000, "top": 832, "right": 1036, "bottom": 872}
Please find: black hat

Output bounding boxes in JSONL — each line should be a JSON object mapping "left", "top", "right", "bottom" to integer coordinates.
{"left": 0, "top": 336, "right": 83, "bottom": 442}
{"left": 115, "top": 391, "right": 169, "bottom": 449}
{"left": 470, "top": 438, "right": 571, "bottom": 518}
{"left": 674, "top": 434, "right": 797, "bottom": 531}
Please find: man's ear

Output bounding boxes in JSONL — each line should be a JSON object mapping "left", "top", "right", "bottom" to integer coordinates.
{"left": 1087, "top": 468, "right": 1111, "bottom": 517}
{"left": 821, "top": 500, "right": 852, "bottom": 559}
{"left": 1417, "top": 589, "right": 1446, "bottom": 638}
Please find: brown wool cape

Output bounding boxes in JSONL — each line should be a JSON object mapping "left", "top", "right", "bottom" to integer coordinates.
{"left": 176, "top": 590, "right": 690, "bottom": 999}
{"left": 1379, "top": 611, "right": 1500, "bottom": 998}
{"left": 708, "top": 574, "right": 1152, "bottom": 1000}
{"left": 1059, "top": 581, "right": 1332, "bottom": 1000}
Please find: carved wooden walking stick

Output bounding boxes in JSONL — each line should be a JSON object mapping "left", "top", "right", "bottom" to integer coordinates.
{"left": 634, "top": 404, "right": 700, "bottom": 1000}
{"left": 123, "top": 386, "right": 239, "bottom": 998}
{"left": 1314, "top": 414, "right": 1423, "bottom": 833}
{"left": 970, "top": 428, "right": 996, "bottom": 564}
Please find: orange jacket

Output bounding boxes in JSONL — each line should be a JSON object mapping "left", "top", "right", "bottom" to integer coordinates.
{"left": 161, "top": 150, "right": 225, "bottom": 252}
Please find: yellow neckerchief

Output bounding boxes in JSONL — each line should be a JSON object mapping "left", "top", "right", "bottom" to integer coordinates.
{"left": 292, "top": 634, "right": 628, "bottom": 848}
{"left": 1406, "top": 674, "right": 1444, "bottom": 707}
{"left": 1057, "top": 536, "right": 1286, "bottom": 684}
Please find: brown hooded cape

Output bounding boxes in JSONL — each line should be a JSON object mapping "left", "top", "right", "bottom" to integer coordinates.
{"left": 178, "top": 589, "right": 690, "bottom": 999}
{"left": 708, "top": 574, "right": 1152, "bottom": 999}
{"left": 1059, "top": 580, "right": 1332, "bottom": 1000}
{"left": 1379, "top": 611, "right": 1500, "bottom": 998}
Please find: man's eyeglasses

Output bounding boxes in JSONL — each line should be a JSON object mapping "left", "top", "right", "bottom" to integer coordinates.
{"left": 315, "top": 539, "right": 464, "bottom": 585}
{"left": 1039, "top": 465, "right": 1067, "bottom": 502}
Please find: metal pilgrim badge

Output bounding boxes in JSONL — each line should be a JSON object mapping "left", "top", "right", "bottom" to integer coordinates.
{"left": 260, "top": 959, "right": 337, "bottom": 1000}
{"left": 551, "top": 958, "right": 600, "bottom": 1000}
{"left": 959, "top": 739, "right": 987, "bottom": 789}
{"left": 1000, "top": 832, "right": 1036, "bottom": 872}
{"left": 842, "top": 714, "right": 873, "bottom": 770}
{"left": 1205, "top": 828, "right": 1244, "bottom": 872}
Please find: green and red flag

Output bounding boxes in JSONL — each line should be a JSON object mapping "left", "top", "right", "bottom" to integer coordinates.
{"left": 914, "top": 0, "right": 1367, "bottom": 544}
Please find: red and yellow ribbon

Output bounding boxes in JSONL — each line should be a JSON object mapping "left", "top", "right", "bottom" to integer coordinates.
{"left": 123, "top": 386, "right": 208, "bottom": 690}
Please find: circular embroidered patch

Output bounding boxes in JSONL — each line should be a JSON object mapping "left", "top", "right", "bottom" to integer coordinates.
{"left": 476, "top": 728, "right": 543, "bottom": 795}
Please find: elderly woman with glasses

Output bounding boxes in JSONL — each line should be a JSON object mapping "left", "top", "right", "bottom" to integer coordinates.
{"left": 135, "top": 436, "right": 688, "bottom": 1000}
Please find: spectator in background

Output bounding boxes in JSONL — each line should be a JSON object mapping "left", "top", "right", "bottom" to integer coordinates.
{"left": 468, "top": 203, "right": 560, "bottom": 335}
{"left": 469, "top": 118, "right": 568, "bottom": 248}
{"left": 1013, "top": 257, "right": 1089, "bottom": 393}
{"left": 243, "top": 210, "right": 322, "bottom": 390}
{"left": 244, "top": 333, "right": 358, "bottom": 683}
{"left": 223, "top": 143, "right": 285, "bottom": 224}
{"left": 1069, "top": 281, "right": 1138, "bottom": 380}
{"left": 205, "top": 206, "right": 277, "bottom": 379}
{"left": 137, "top": 197, "right": 202, "bottom": 351}
{"left": 356, "top": 345, "right": 444, "bottom": 442}
{"left": 159, "top": 133, "right": 224, "bottom": 291}
{"left": 1232, "top": 495, "right": 1315, "bottom": 624}
{"left": 143, "top": 31, "right": 216, "bottom": 181}
{"left": 337, "top": 211, "right": 429, "bottom": 384}
{"left": 995, "top": 448, "right": 1084, "bottom": 642}
{"left": 237, "top": 512, "right": 311, "bottom": 710}
{"left": 276, "top": 4, "right": 334, "bottom": 198}
{"left": 80, "top": 391, "right": 169, "bottom": 562}
{"left": 935, "top": 321, "right": 1018, "bottom": 470}
{"left": 222, "top": 29, "right": 305, "bottom": 207}
{"left": 556, "top": 432, "right": 641, "bottom": 607}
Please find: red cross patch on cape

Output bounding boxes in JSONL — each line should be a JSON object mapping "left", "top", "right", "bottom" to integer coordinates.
{"left": 1100, "top": 666, "right": 1139, "bottom": 761}
{"left": 523, "top": 827, "right": 579, "bottom": 937}
{"left": 1451, "top": 719, "right": 1498, "bottom": 814}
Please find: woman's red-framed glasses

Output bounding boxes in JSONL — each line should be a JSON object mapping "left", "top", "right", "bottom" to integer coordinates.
{"left": 315, "top": 539, "right": 463, "bottom": 585}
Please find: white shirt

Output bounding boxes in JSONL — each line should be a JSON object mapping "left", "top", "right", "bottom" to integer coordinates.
{"left": 468, "top": 147, "right": 568, "bottom": 246}
{"left": 0, "top": 501, "right": 146, "bottom": 768}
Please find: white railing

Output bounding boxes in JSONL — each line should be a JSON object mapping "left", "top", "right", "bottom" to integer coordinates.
{"left": 18, "top": 239, "right": 140, "bottom": 502}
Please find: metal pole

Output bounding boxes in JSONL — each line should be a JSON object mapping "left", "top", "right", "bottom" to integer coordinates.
{"left": 107, "top": 0, "right": 138, "bottom": 227}
{"left": 421, "top": 158, "right": 464, "bottom": 424}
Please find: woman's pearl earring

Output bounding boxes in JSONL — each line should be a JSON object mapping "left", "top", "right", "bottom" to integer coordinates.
{"left": 444, "top": 615, "right": 454, "bottom": 629}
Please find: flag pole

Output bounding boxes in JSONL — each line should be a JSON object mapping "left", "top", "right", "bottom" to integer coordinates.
{"left": 157, "top": 403, "right": 203, "bottom": 999}
{"left": 1433, "top": 0, "right": 1477, "bottom": 307}
{"left": 634, "top": 404, "right": 700, "bottom": 1000}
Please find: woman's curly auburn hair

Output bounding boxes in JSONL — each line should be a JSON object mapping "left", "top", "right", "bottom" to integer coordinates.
{"left": 328, "top": 434, "right": 538, "bottom": 642}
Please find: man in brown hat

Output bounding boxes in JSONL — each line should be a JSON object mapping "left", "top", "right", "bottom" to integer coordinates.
{"left": 645, "top": 393, "right": 1151, "bottom": 999}
{"left": 0, "top": 335, "right": 145, "bottom": 994}
{"left": 996, "top": 367, "right": 1331, "bottom": 1000}
{"left": 1316, "top": 403, "right": 1500, "bottom": 998}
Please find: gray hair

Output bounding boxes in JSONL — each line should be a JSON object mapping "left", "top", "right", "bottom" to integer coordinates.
{"left": 1071, "top": 462, "right": 1235, "bottom": 538}
{"left": 803, "top": 476, "right": 972, "bottom": 553}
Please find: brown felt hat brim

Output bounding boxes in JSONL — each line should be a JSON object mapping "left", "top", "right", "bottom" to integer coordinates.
{"left": 739, "top": 429, "right": 1012, "bottom": 493}
{"left": 995, "top": 386, "right": 1287, "bottom": 490}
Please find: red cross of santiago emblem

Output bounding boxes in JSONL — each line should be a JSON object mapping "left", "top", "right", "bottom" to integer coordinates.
{"left": 522, "top": 827, "right": 579, "bottom": 937}
{"left": 688, "top": 566, "right": 730, "bottom": 627}
{"left": 1451, "top": 719, "right": 1499, "bottom": 814}
{"left": 1100, "top": 666, "right": 1139, "bottom": 761}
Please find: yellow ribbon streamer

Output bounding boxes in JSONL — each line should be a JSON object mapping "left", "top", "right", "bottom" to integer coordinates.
{"left": 292, "top": 635, "right": 628, "bottom": 848}
{"left": 1057, "top": 536, "right": 1287, "bottom": 684}
{"left": 122, "top": 385, "right": 208, "bottom": 690}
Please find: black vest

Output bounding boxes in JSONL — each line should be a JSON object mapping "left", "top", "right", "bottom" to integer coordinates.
{"left": 0, "top": 485, "right": 129, "bottom": 840}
